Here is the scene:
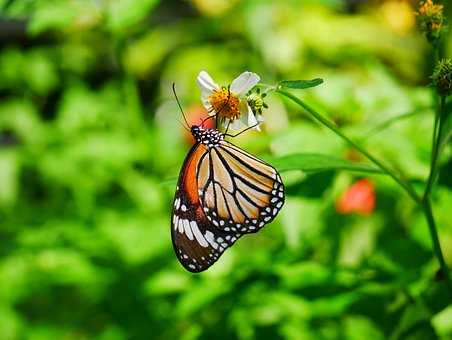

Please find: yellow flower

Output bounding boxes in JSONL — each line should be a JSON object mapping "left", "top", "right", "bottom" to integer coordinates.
{"left": 416, "top": 0, "right": 445, "bottom": 42}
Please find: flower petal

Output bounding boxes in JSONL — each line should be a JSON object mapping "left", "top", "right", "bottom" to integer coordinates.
{"left": 197, "top": 70, "right": 219, "bottom": 92}
{"left": 230, "top": 71, "right": 260, "bottom": 95}
{"left": 197, "top": 70, "right": 219, "bottom": 98}
{"left": 244, "top": 106, "right": 260, "bottom": 131}
{"left": 229, "top": 118, "right": 246, "bottom": 131}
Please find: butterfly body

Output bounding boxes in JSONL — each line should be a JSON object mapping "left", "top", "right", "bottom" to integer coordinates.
{"left": 172, "top": 125, "right": 284, "bottom": 272}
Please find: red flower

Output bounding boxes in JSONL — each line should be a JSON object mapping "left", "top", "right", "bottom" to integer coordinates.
{"left": 182, "top": 105, "right": 215, "bottom": 145}
{"left": 335, "top": 179, "right": 376, "bottom": 216}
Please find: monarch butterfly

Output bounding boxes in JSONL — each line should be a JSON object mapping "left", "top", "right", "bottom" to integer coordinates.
{"left": 171, "top": 86, "right": 285, "bottom": 272}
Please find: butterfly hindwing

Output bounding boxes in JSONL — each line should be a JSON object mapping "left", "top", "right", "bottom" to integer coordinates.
{"left": 171, "top": 143, "right": 241, "bottom": 272}
{"left": 198, "top": 140, "right": 285, "bottom": 234}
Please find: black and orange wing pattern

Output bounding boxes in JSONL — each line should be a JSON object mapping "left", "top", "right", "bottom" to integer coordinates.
{"left": 171, "top": 143, "right": 241, "bottom": 272}
{"left": 197, "top": 140, "right": 284, "bottom": 233}
{"left": 172, "top": 131, "right": 285, "bottom": 272}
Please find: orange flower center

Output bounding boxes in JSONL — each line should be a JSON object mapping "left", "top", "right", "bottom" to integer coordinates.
{"left": 208, "top": 88, "right": 241, "bottom": 120}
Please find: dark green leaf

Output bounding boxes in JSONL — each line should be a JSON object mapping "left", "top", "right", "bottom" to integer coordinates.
{"left": 278, "top": 78, "right": 324, "bottom": 89}
{"left": 266, "top": 153, "right": 385, "bottom": 174}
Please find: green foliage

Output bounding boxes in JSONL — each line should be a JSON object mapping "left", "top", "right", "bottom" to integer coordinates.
{"left": 269, "top": 153, "right": 384, "bottom": 174}
{"left": 0, "top": 1, "right": 451, "bottom": 340}
{"left": 278, "top": 79, "right": 324, "bottom": 90}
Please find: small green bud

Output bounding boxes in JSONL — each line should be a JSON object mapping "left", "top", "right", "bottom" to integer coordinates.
{"left": 247, "top": 92, "right": 267, "bottom": 116}
{"left": 432, "top": 58, "right": 452, "bottom": 96}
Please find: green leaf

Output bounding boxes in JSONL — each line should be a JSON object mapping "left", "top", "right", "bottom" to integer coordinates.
{"left": 266, "top": 153, "right": 385, "bottom": 174}
{"left": 107, "top": 0, "right": 160, "bottom": 33}
{"left": 27, "top": 3, "right": 76, "bottom": 35}
{"left": 278, "top": 78, "right": 324, "bottom": 89}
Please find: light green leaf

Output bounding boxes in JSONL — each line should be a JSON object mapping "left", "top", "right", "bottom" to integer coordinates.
{"left": 0, "top": 150, "right": 19, "bottom": 207}
{"left": 27, "top": 3, "right": 76, "bottom": 35}
{"left": 107, "top": 0, "right": 160, "bottom": 32}
{"left": 267, "top": 153, "right": 385, "bottom": 174}
{"left": 278, "top": 78, "right": 324, "bottom": 89}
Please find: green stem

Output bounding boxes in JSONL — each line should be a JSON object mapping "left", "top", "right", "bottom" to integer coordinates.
{"left": 422, "top": 95, "right": 452, "bottom": 295}
{"left": 276, "top": 89, "right": 421, "bottom": 204}
{"left": 423, "top": 199, "right": 452, "bottom": 296}
{"left": 424, "top": 96, "right": 446, "bottom": 199}
{"left": 276, "top": 89, "right": 452, "bottom": 296}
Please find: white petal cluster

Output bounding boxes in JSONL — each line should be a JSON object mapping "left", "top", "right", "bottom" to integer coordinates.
{"left": 197, "top": 70, "right": 262, "bottom": 130}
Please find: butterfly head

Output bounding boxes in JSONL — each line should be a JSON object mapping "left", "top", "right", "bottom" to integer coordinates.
{"left": 191, "top": 125, "right": 224, "bottom": 147}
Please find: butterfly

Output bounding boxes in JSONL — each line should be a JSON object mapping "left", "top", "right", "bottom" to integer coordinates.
{"left": 171, "top": 122, "right": 285, "bottom": 272}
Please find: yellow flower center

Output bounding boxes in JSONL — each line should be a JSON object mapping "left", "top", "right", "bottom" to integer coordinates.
{"left": 208, "top": 88, "right": 241, "bottom": 120}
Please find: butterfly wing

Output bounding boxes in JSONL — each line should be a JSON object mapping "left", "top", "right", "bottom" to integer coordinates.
{"left": 198, "top": 140, "right": 285, "bottom": 233}
{"left": 171, "top": 143, "right": 241, "bottom": 272}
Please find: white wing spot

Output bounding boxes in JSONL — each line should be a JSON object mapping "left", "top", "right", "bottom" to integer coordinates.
{"left": 178, "top": 219, "right": 184, "bottom": 233}
{"left": 191, "top": 221, "right": 208, "bottom": 247}
{"left": 205, "top": 230, "right": 219, "bottom": 249}
{"left": 183, "top": 219, "right": 193, "bottom": 240}
{"left": 173, "top": 215, "right": 179, "bottom": 230}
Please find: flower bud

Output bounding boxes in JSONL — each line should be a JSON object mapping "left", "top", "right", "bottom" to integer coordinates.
{"left": 432, "top": 58, "right": 452, "bottom": 96}
{"left": 416, "top": 0, "right": 446, "bottom": 43}
{"left": 246, "top": 89, "right": 268, "bottom": 116}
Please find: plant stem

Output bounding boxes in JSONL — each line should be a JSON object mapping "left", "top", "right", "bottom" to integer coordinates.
{"left": 423, "top": 199, "right": 452, "bottom": 296}
{"left": 424, "top": 96, "right": 446, "bottom": 199}
{"left": 422, "top": 94, "right": 452, "bottom": 295}
{"left": 277, "top": 89, "right": 452, "bottom": 296}
{"left": 276, "top": 89, "right": 421, "bottom": 204}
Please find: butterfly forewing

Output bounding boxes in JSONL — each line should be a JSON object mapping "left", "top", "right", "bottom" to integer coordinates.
{"left": 198, "top": 140, "right": 285, "bottom": 234}
{"left": 171, "top": 143, "right": 241, "bottom": 272}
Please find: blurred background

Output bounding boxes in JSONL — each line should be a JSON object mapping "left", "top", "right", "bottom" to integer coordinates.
{"left": 1, "top": 0, "right": 452, "bottom": 339}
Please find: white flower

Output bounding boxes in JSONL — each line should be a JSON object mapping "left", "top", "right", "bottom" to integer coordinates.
{"left": 196, "top": 70, "right": 262, "bottom": 131}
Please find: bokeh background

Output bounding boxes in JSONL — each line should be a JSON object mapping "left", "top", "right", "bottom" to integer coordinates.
{"left": 1, "top": 0, "right": 452, "bottom": 339}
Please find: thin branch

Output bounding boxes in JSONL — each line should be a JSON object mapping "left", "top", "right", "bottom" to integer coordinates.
{"left": 277, "top": 89, "right": 421, "bottom": 204}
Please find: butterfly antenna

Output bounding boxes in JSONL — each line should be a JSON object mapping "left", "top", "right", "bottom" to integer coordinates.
{"left": 201, "top": 114, "right": 215, "bottom": 127}
{"left": 177, "top": 119, "right": 190, "bottom": 132}
{"left": 172, "top": 83, "right": 190, "bottom": 129}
